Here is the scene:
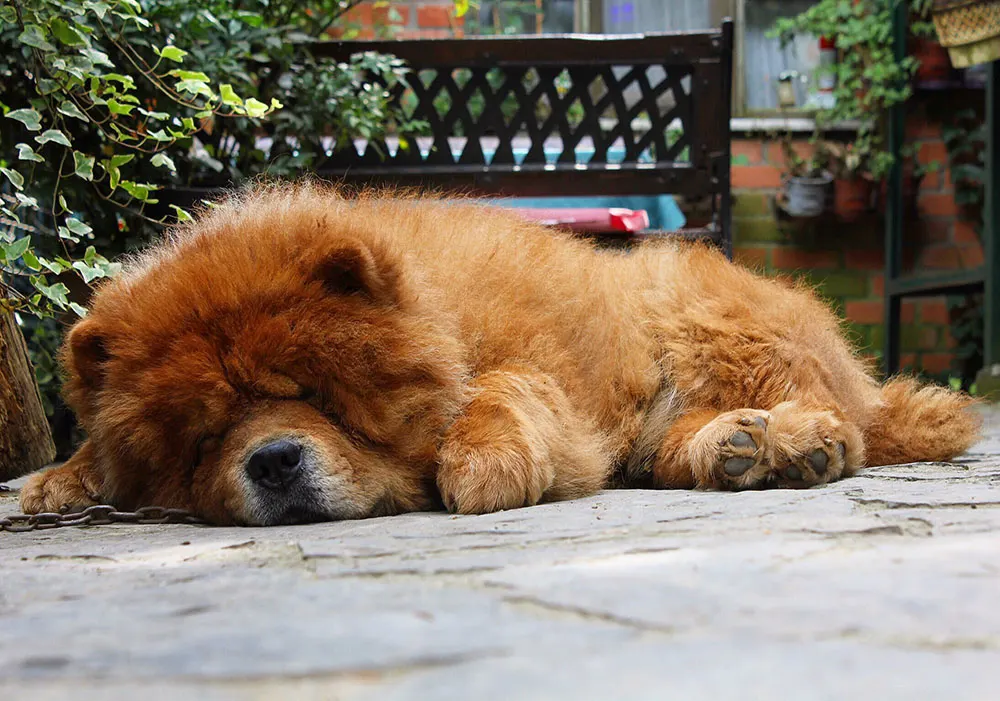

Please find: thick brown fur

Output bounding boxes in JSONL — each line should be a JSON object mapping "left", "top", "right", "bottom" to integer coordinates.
{"left": 20, "top": 183, "right": 981, "bottom": 524}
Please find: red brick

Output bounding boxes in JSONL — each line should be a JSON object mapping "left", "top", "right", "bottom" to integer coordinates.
{"left": 917, "top": 141, "right": 948, "bottom": 166}
{"left": 915, "top": 218, "right": 952, "bottom": 244}
{"left": 870, "top": 274, "right": 884, "bottom": 296}
{"left": 902, "top": 300, "right": 916, "bottom": 324}
{"left": 845, "top": 300, "right": 883, "bottom": 324}
{"left": 920, "top": 299, "right": 949, "bottom": 325}
{"left": 845, "top": 248, "right": 884, "bottom": 270}
{"left": 732, "top": 165, "right": 782, "bottom": 190}
{"left": 919, "top": 193, "right": 959, "bottom": 217}
{"left": 920, "top": 245, "right": 962, "bottom": 269}
{"left": 954, "top": 220, "right": 979, "bottom": 244}
{"left": 900, "top": 352, "right": 917, "bottom": 369}
{"left": 771, "top": 248, "right": 838, "bottom": 270}
{"left": 919, "top": 327, "right": 939, "bottom": 350}
{"left": 919, "top": 167, "right": 943, "bottom": 192}
{"left": 342, "top": 3, "right": 373, "bottom": 24}
{"left": 732, "top": 139, "right": 763, "bottom": 165}
{"left": 907, "top": 116, "right": 942, "bottom": 139}
{"left": 943, "top": 328, "right": 957, "bottom": 348}
{"left": 920, "top": 353, "right": 953, "bottom": 374}
{"left": 959, "top": 244, "right": 985, "bottom": 268}
{"left": 766, "top": 141, "right": 813, "bottom": 167}
{"left": 733, "top": 246, "right": 768, "bottom": 269}
{"left": 374, "top": 3, "right": 411, "bottom": 25}
{"left": 417, "top": 4, "right": 462, "bottom": 28}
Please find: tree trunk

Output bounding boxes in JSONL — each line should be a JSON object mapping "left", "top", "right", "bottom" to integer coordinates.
{"left": 0, "top": 308, "right": 55, "bottom": 481}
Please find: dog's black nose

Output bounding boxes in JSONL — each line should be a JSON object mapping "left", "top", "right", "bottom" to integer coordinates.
{"left": 246, "top": 440, "right": 302, "bottom": 490}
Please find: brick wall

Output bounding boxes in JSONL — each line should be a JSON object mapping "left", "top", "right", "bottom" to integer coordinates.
{"left": 333, "top": 1, "right": 464, "bottom": 39}
{"left": 732, "top": 92, "right": 985, "bottom": 378}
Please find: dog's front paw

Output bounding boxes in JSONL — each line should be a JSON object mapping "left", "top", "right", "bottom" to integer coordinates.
{"left": 20, "top": 460, "right": 102, "bottom": 515}
{"left": 437, "top": 399, "right": 554, "bottom": 515}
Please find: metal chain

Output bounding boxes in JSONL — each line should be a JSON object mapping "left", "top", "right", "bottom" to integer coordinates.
{"left": 1, "top": 504, "right": 206, "bottom": 533}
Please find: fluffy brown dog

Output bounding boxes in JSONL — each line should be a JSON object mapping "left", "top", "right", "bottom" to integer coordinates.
{"left": 21, "top": 184, "right": 980, "bottom": 525}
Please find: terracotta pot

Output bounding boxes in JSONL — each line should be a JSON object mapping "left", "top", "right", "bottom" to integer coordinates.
{"left": 912, "top": 36, "right": 954, "bottom": 82}
{"left": 834, "top": 176, "right": 874, "bottom": 221}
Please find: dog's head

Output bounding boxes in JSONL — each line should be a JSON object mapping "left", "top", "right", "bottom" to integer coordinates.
{"left": 62, "top": 187, "right": 465, "bottom": 524}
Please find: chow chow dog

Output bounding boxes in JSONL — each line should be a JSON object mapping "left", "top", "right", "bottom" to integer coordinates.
{"left": 21, "top": 184, "right": 980, "bottom": 525}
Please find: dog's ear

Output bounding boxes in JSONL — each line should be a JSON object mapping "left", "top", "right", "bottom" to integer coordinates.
{"left": 313, "top": 238, "right": 398, "bottom": 305}
{"left": 64, "top": 318, "right": 110, "bottom": 389}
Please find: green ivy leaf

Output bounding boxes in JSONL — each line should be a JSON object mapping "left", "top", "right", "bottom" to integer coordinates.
{"left": 15, "top": 143, "right": 45, "bottom": 162}
{"left": 175, "top": 79, "right": 212, "bottom": 97}
{"left": 157, "top": 45, "right": 188, "bottom": 63}
{"left": 73, "top": 151, "right": 95, "bottom": 181}
{"left": 150, "top": 153, "right": 177, "bottom": 172}
{"left": 58, "top": 100, "right": 88, "bottom": 122}
{"left": 170, "top": 69, "right": 211, "bottom": 82}
{"left": 106, "top": 98, "right": 134, "bottom": 115}
{"left": 3, "top": 237, "right": 31, "bottom": 261}
{"left": 6, "top": 108, "right": 43, "bottom": 131}
{"left": 454, "top": 0, "right": 469, "bottom": 18}
{"left": 40, "top": 257, "right": 65, "bottom": 274}
{"left": 121, "top": 181, "right": 157, "bottom": 202}
{"left": 169, "top": 204, "right": 193, "bottom": 222}
{"left": 35, "top": 281, "right": 70, "bottom": 309}
{"left": 110, "top": 154, "right": 135, "bottom": 168}
{"left": 19, "top": 24, "right": 57, "bottom": 52}
{"left": 69, "top": 303, "right": 89, "bottom": 318}
{"left": 219, "top": 83, "right": 243, "bottom": 106}
{"left": 57, "top": 226, "right": 80, "bottom": 242}
{"left": 50, "top": 18, "right": 88, "bottom": 46}
{"left": 244, "top": 97, "right": 268, "bottom": 118}
{"left": 35, "top": 129, "right": 72, "bottom": 147}
{"left": 0, "top": 167, "right": 24, "bottom": 190}
{"left": 15, "top": 193, "right": 38, "bottom": 209}
{"left": 65, "top": 218, "right": 93, "bottom": 236}
{"left": 72, "top": 261, "right": 106, "bottom": 283}
{"left": 22, "top": 249, "right": 42, "bottom": 271}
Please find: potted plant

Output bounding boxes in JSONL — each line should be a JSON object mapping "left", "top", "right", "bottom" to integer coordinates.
{"left": 779, "top": 137, "right": 833, "bottom": 218}
{"left": 911, "top": 0, "right": 954, "bottom": 82}
{"left": 826, "top": 142, "right": 875, "bottom": 221}
{"left": 771, "top": 1, "right": 931, "bottom": 199}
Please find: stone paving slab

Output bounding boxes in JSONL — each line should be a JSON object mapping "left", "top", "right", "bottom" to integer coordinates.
{"left": 2, "top": 410, "right": 1000, "bottom": 700}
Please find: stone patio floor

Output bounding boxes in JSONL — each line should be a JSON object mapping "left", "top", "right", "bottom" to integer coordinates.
{"left": 2, "top": 410, "right": 1000, "bottom": 700}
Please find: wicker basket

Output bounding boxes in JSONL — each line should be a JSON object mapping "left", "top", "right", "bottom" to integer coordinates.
{"left": 932, "top": 0, "right": 1000, "bottom": 67}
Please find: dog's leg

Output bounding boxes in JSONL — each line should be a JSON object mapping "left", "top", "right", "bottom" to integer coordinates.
{"left": 653, "top": 402, "right": 863, "bottom": 490}
{"left": 436, "top": 366, "right": 610, "bottom": 514}
{"left": 20, "top": 440, "right": 103, "bottom": 514}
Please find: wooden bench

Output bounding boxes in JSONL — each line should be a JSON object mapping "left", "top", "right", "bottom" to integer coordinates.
{"left": 312, "top": 21, "right": 734, "bottom": 256}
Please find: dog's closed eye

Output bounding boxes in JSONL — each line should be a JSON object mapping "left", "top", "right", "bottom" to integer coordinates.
{"left": 195, "top": 436, "right": 222, "bottom": 467}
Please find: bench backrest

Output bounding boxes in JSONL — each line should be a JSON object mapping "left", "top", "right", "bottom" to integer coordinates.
{"left": 312, "top": 22, "right": 733, "bottom": 251}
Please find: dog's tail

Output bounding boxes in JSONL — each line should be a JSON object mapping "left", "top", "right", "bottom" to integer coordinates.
{"left": 863, "top": 377, "right": 981, "bottom": 466}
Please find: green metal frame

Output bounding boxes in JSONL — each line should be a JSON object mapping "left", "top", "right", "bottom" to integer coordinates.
{"left": 883, "top": 4, "right": 999, "bottom": 376}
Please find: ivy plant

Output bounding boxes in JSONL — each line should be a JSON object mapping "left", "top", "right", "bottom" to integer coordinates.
{"left": 770, "top": 0, "right": 938, "bottom": 181}
{"left": 0, "top": 0, "right": 285, "bottom": 318}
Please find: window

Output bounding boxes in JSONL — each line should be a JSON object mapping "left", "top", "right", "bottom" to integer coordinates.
{"left": 583, "top": 0, "right": 825, "bottom": 117}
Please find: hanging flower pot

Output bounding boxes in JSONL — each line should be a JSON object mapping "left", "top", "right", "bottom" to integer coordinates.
{"left": 931, "top": 0, "right": 1000, "bottom": 68}
{"left": 911, "top": 36, "right": 954, "bottom": 82}
{"left": 783, "top": 171, "right": 834, "bottom": 218}
{"left": 834, "top": 176, "right": 875, "bottom": 221}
